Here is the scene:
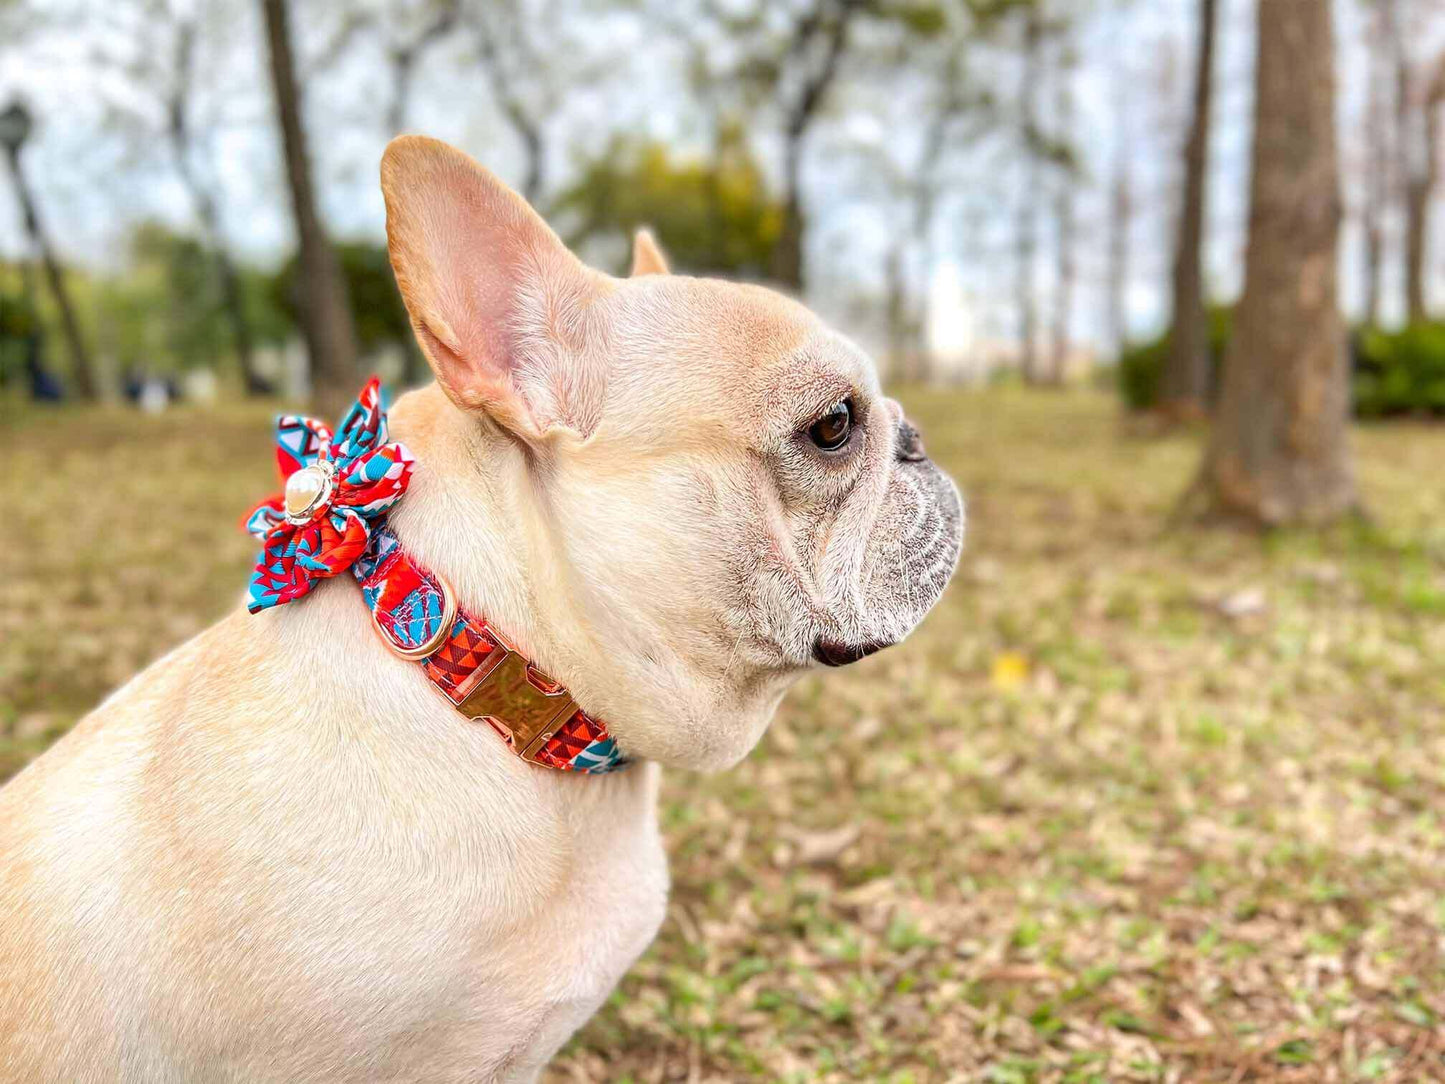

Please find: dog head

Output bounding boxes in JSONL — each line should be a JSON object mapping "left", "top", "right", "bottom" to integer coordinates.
{"left": 381, "top": 137, "right": 963, "bottom": 771}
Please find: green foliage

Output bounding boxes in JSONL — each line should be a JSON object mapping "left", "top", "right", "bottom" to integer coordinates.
{"left": 1116, "top": 307, "right": 1232, "bottom": 411}
{"left": 0, "top": 275, "right": 40, "bottom": 339}
{"left": 239, "top": 268, "right": 296, "bottom": 349}
{"left": 877, "top": 2, "right": 948, "bottom": 35}
{"left": 1115, "top": 338, "right": 1161, "bottom": 412}
{"left": 271, "top": 241, "right": 410, "bottom": 356}
{"left": 88, "top": 223, "right": 292, "bottom": 377}
{"left": 130, "top": 223, "right": 230, "bottom": 368}
{"left": 1121, "top": 314, "right": 1445, "bottom": 419}
{"left": 0, "top": 267, "right": 41, "bottom": 384}
{"left": 1353, "top": 322, "right": 1445, "bottom": 419}
{"left": 553, "top": 135, "right": 784, "bottom": 278}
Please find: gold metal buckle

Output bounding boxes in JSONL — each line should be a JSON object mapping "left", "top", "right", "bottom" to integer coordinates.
{"left": 371, "top": 574, "right": 458, "bottom": 661}
{"left": 454, "top": 649, "right": 579, "bottom": 761}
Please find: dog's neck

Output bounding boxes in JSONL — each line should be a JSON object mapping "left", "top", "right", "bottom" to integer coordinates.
{"left": 377, "top": 383, "right": 592, "bottom": 699}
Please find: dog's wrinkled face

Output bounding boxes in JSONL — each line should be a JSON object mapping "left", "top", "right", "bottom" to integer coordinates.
{"left": 383, "top": 137, "right": 963, "bottom": 771}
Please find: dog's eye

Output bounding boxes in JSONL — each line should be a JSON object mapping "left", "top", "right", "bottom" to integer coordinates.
{"left": 808, "top": 398, "right": 854, "bottom": 452}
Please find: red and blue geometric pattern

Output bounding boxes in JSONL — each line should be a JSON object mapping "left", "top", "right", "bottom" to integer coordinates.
{"left": 422, "top": 617, "right": 502, "bottom": 704}
{"left": 244, "top": 377, "right": 414, "bottom": 613}
{"left": 354, "top": 526, "right": 453, "bottom": 655}
{"left": 275, "top": 414, "right": 332, "bottom": 478}
{"left": 533, "top": 710, "right": 624, "bottom": 773}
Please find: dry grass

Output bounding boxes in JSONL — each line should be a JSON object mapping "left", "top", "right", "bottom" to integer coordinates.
{"left": 2, "top": 388, "right": 1444, "bottom": 1082}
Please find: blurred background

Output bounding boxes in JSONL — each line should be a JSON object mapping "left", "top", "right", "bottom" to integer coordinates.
{"left": 2, "top": 0, "right": 1445, "bottom": 1080}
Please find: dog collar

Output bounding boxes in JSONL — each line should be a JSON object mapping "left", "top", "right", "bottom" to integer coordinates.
{"left": 244, "top": 379, "right": 628, "bottom": 775}
{"left": 354, "top": 527, "right": 626, "bottom": 773}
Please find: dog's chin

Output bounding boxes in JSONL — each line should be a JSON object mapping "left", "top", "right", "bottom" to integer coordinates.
{"left": 811, "top": 638, "right": 892, "bottom": 668}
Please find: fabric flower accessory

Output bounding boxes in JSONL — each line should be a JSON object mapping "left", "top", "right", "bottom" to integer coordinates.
{"left": 244, "top": 377, "right": 414, "bottom": 613}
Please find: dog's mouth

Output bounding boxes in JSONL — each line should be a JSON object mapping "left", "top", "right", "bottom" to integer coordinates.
{"left": 811, "top": 638, "right": 891, "bottom": 667}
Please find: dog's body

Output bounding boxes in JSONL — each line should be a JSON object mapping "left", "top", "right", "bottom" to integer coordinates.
{"left": 0, "top": 139, "right": 962, "bottom": 1082}
{"left": 0, "top": 395, "right": 671, "bottom": 1082}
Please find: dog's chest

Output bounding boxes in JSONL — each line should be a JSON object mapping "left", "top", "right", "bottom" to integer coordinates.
{"left": 383, "top": 768, "right": 671, "bottom": 1082}
{"left": 486, "top": 830, "right": 669, "bottom": 1079}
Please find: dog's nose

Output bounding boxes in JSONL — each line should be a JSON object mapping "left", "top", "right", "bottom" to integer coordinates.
{"left": 895, "top": 418, "right": 928, "bottom": 463}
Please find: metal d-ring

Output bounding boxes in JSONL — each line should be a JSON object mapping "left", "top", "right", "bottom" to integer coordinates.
{"left": 372, "top": 573, "right": 458, "bottom": 661}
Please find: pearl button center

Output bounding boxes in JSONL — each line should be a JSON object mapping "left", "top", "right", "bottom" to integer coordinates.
{"left": 284, "top": 463, "right": 332, "bottom": 520}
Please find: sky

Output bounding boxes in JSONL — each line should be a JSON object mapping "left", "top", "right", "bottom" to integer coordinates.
{"left": 0, "top": 0, "right": 1442, "bottom": 363}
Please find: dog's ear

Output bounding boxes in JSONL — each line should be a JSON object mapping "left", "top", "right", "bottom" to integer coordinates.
{"left": 629, "top": 228, "right": 670, "bottom": 276}
{"left": 381, "top": 135, "right": 606, "bottom": 442}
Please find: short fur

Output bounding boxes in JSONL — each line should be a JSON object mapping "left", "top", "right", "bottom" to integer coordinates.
{"left": 0, "top": 137, "right": 963, "bottom": 1082}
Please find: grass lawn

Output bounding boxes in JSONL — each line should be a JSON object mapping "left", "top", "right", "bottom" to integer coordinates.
{"left": 2, "top": 388, "right": 1444, "bottom": 1082}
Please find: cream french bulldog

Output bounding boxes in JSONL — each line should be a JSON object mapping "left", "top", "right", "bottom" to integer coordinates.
{"left": 0, "top": 137, "right": 963, "bottom": 1082}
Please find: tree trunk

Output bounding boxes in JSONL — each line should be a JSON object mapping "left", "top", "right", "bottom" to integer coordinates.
{"left": 383, "top": 11, "right": 457, "bottom": 390}
{"left": 261, "top": 0, "right": 357, "bottom": 414}
{"left": 1161, "top": 0, "right": 1216, "bottom": 416}
{"left": 767, "top": 0, "right": 859, "bottom": 294}
{"left": 1361, "top": 7, "right": 1393, "bottom": 328}
{"left": 885, "top": 242, "right": 909, "bottom": 381}
{"left": 1404, "top": 173, "right": 1430, "bottom": 322}
{"left": 172, "top": 142, "right": 269, "bottom": 395}
{"left": 907, "top": 71, "right": 955, "bottom": 386}
{"left": 1016, "top": 7, "right": 1041, "bottom": 384}
{"left": 386, "top": 48, "right": 418, "bottom": 137}
{"left": 1402, "top": 52, "right": 1443, "bottom": 323}
{"left": 1387, "top": 0, "right": 1420, "bottom": 324}
{"left": 1050, "top": 56, "right": 1075, "bottom": 387}
{"left": 1107, "top": 171, "right": 1130, "bottom": 358}
{"left": 1107, "top": 84, "right": 1132, "bottom": 360}
{"left": 3, "top": 146, "right": 97, "bottom": 400}
{"left": 167, "top": 18, "right": 268, "bottom": 395}
{"left": 213, "top": 244, "right": 270, "bottom": 395}
{"left": 1194, "top": 0, "right": 1357, "bottom": 526}
{"left": 771, "top": 136, "right": 806, "bottom": 291}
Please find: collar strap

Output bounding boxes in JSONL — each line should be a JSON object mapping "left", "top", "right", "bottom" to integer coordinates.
{"left": 352, "top": 528, "right": 627, "bottom": 774}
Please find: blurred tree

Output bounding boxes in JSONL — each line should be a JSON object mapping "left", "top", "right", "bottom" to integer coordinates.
{"left": 299, "top": 2, "right": 373, "bottom": 79}
{"left": 1048, "top": 34, "right": 1077, "bottom": 387}
{"left": 841, "top": 33, "right": 996, "bottom": 381}
{"left": 1360, "top": 1, "right": 1394, "bottom": 328}
{"left": 270, "top": 242, "right": 411, "bottom": 359}
{"left": 465, "top": 0, "right": 549, "bottom": 205}
{"left": 766, "top": 0, "right": 863, "bottom": 291}
{"left": 372, "top": 0, "right": 461, "bottom": 135}
{"left": 1105, "top": 46, "right": 1132, "bottom": 361}
{"left": 1159, "top": 0, "right": 1216, "bottom": 418}
{"left": 996, "top": 0, "right": 1076, "bottom": 386}
{"left": 1385, "top": 0, "right": 1443, "bottom": 324}
{"left": 260, "top": 0, "right": 359, "bottom": 415}
{"left": 1014, "top": 2, "right": 1040, "bottom": 383}
{"left": 362, "top": 0, "right": 462, "bottom": 385}
{"left": 554, "top": 137, "right": 784, "bottom": 278}
{"left": 164, "top": 15, "right": 272, "bottom": 394}
{"left": 894, "top": 48, "right": 989, "bottom": 383}
{"left": 1, "top": 100, "right": 98, "bottom": 400}
{"left": 1402, "top": 47, "right": 1444, "bottom": 322}
{"left": 1190, "top": 0, "right": 1357, "bottom": 525}
{"left": 84, "top": 0, "right": 366, "bottom": 394}
{"left": 662, "top": 0, "right": 952, "bottom": 293}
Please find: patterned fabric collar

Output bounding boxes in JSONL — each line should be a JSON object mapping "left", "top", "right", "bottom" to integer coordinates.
{"left": 355, "top": 527, "right": 626, "bottom": 773}
{"left": 243, "top": 379, "right": 628, "bottom": 775}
